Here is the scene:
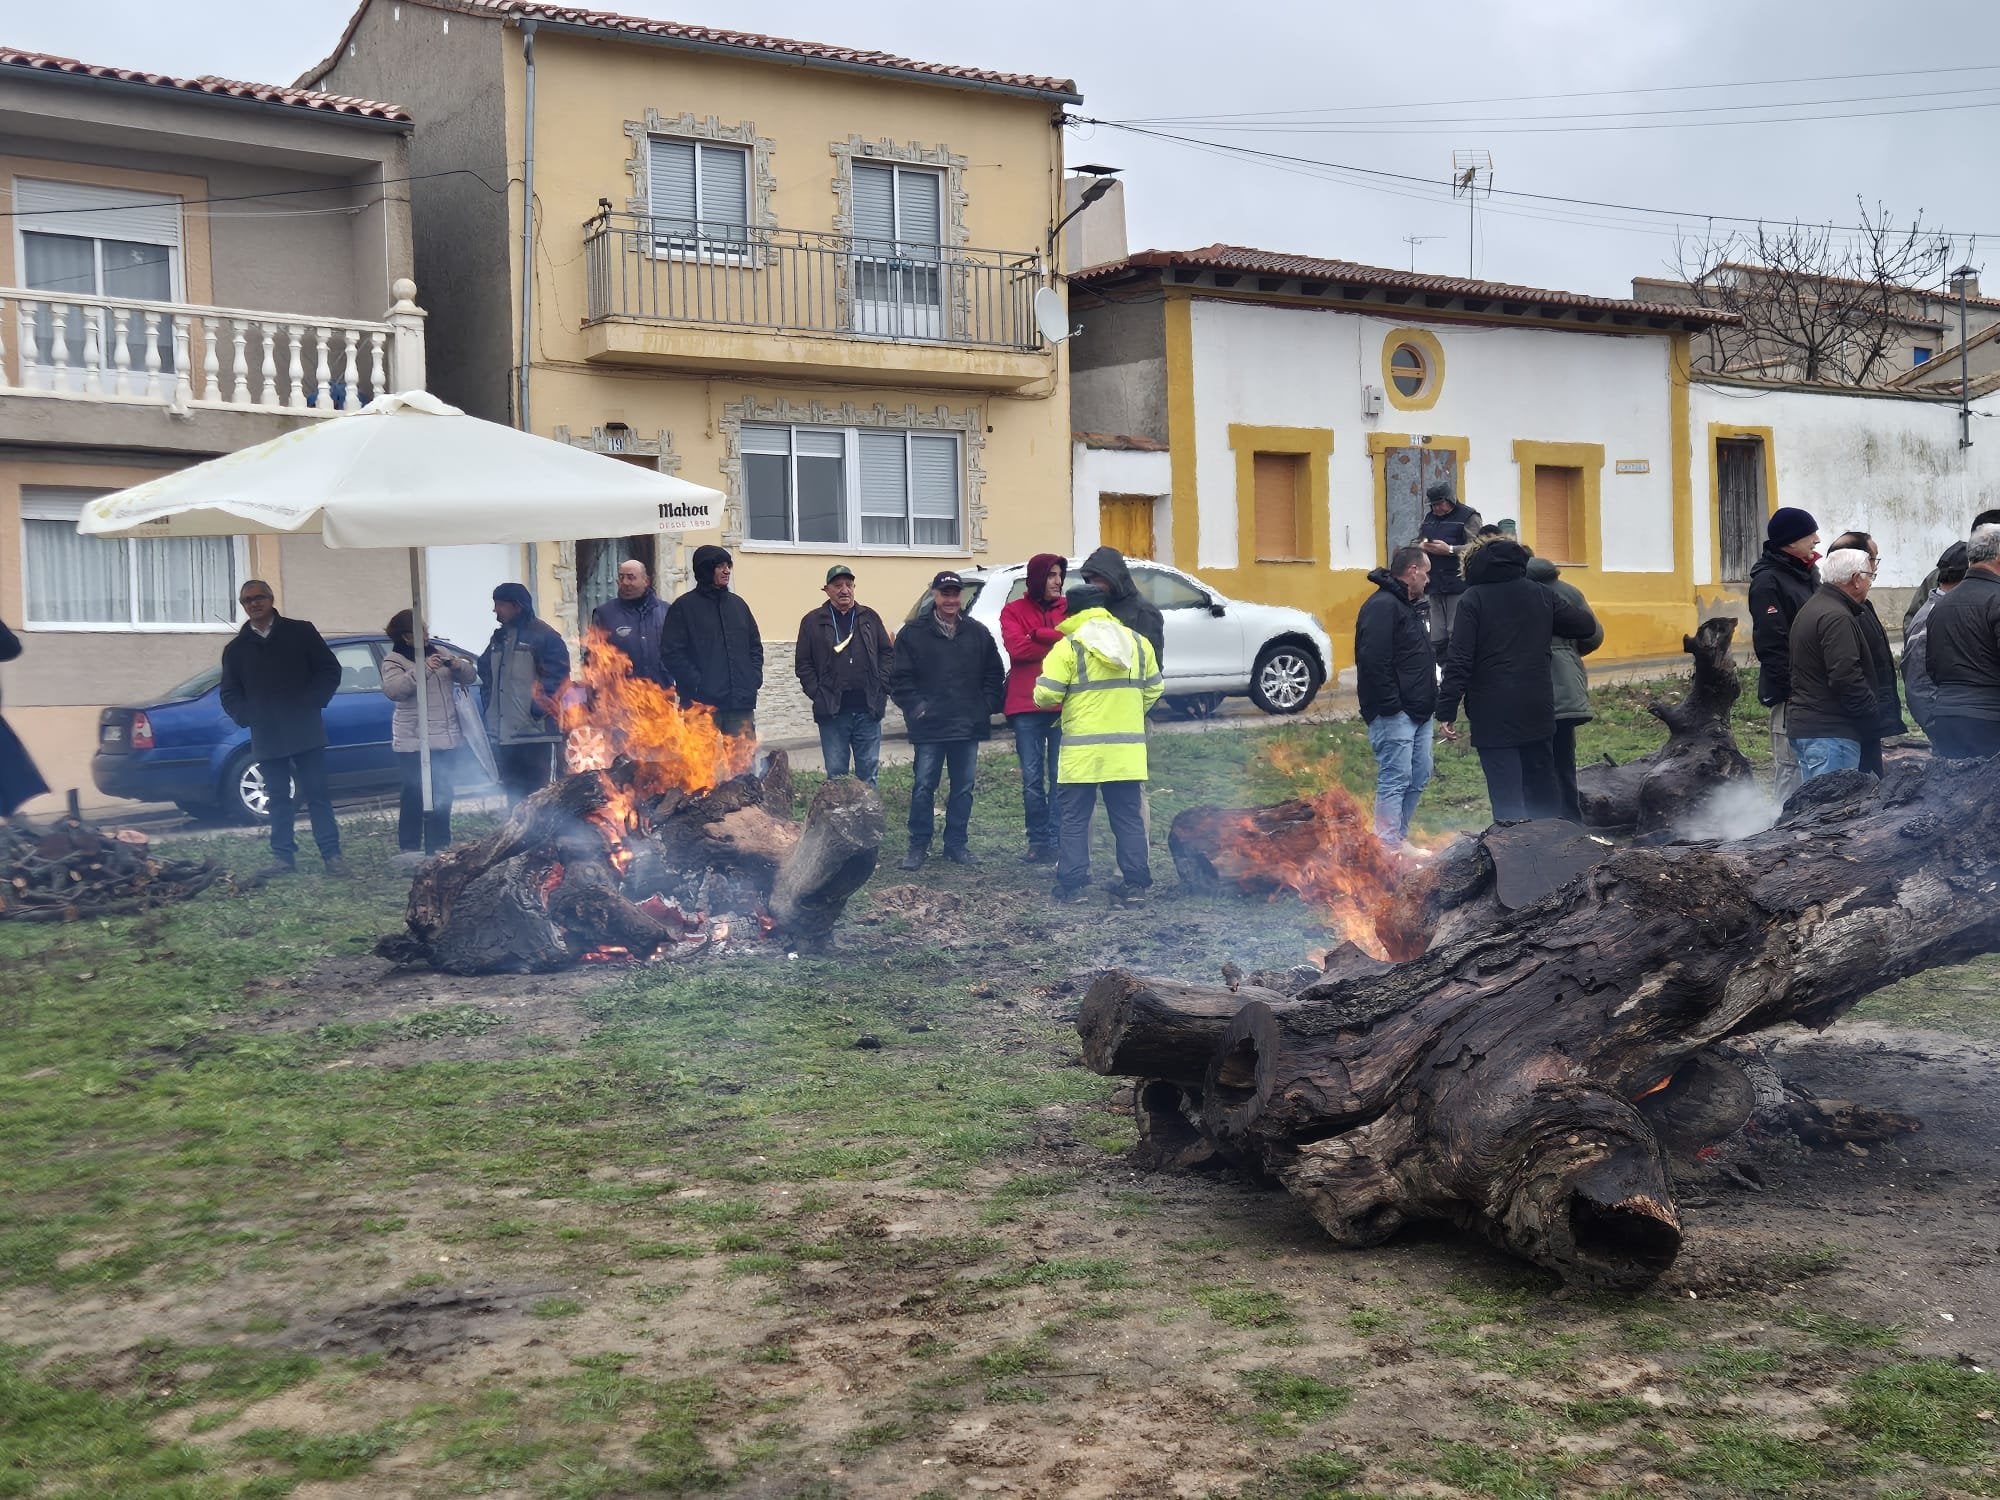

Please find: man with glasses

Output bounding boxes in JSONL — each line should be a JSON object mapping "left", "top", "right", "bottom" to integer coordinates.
{"left": 219, "top": 580, "right": 347, "bottom": 876}
{"left": 1784, "top": 549, "right": 1899, "bottom": 785}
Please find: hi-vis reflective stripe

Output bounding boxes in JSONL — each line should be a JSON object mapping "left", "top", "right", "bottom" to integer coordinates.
{"left": 1035, "top": 674, "right": 1069, "bottom": 697}
{"left": 1061, "top": 731, "right": 1148, "bottom": 746}
{"left": 1141, "top": 673, "right": 1164, "bottom": 688}
{"left": 1063, "top": 676, "right": 1144, "bottom": 692}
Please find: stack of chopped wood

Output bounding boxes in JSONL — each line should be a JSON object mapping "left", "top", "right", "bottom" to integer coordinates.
{"left": 0, "top": 802, "right": 221, "bottom": 922}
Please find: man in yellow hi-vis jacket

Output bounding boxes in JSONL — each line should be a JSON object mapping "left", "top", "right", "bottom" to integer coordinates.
{"left": 1034, "top": 583, "right": 1166, "bottom": 905}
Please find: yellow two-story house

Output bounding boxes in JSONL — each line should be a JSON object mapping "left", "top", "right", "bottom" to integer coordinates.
{"left": 308, "top": 0, "right": 1078, "bottom": 739}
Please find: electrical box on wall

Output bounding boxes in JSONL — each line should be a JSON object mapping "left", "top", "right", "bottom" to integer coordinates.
{"left": 1361, "top": 385, "right": 1385, "bottom": 418}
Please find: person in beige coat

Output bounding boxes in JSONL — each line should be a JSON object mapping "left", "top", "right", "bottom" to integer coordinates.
{"left": 382, "top": 608, "right": 477, "bottom": 856}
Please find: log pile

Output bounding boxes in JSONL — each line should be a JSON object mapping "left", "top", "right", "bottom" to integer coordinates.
{"left": 1081, "top": 753, "right": 2000, "bottom": 1289}
{"left": 1, "top": 802, "right": 220, "bottom": 922}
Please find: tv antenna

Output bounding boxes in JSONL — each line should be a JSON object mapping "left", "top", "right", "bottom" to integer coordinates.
{"left": 1451, "top": 149, "right": 1493, "bottom": 278}
{"left": 1402, "top": 234, "right": 1443, "bottom": 272}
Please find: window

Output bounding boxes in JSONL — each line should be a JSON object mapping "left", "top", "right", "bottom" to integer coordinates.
{"left": 15, "top": 179, "right": 182, "bottom": 376}
{"left": 741, "top": 423, "right": 961, "bottom": 549}
{"left": 1252, "top": 452, "right": 1309, "bottom": 560}
{"left": 1914, "top": 346, "right": 1933, "bottom": 366}
{"left": 646, "top": 137, "right": 751, "bottom": 256}
{"left": 1133, "top": 567, "right": 1211, "bottom": 611}
{"left": 332, "top": 642, "right": 383, "bottom": 695}
{"left": 21, "top": 487, "right": 243, "bottom": 630}
{"left": 1532, "top": 466, "right": 1584, "bottom": 564}
{"left": 1388, "top": 343, "right": 1429, "bottom": 398}
{"left": 850, "top": 163, "right": 944, "bottom": 339}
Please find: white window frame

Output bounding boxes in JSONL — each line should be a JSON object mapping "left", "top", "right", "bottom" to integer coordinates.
{"left": 738, "top": 423, "right": 965, "bottom": 555}
{"left": 19, "top": 487, "right": 246, "bottom": 633}
{"left": 848, "top": 162, "right": 946, "bottom": 341}
{"left": 644, "top": 136, "right": 754, "bottom": 264}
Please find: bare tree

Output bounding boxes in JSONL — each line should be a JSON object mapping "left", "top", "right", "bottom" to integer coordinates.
{"left": 1671, "top": 201, "right": 1954, "bottom": 386}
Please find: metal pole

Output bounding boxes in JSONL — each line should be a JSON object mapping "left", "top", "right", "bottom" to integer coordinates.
{"left": 515, "top": 19, "right": 539, "bottom": 434}
{"left": 408, "top": 546, "right": 434, "bottom": 813}
{"left": 1958, "top": 269, "right": 1973, "bottom": 450}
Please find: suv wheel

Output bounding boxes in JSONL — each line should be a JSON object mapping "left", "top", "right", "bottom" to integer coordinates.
{"left": 224, "top": 749, "right": 283, "bottom": 824}
{"left": 1249, "top": 642, "right": 1320, "bottom": 715}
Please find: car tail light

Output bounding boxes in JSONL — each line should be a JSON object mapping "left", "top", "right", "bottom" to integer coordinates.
{"left": 130, "top": 712, "right": 155, "bottom": 750}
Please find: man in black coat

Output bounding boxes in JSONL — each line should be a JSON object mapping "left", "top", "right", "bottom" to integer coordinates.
{"left": 1923, "top": 522, "right": 2000, "bottom": 760}
{"left": 1905, "top": 507, "right": 2000, "bottom": 634}
{"left": 1354, "top": 545, "right": 1439, "bottom": 850}
{"left": 0, "top": 615, "right": 50, "bottom": 817}
{"left": 1434, "top": 538, "right": 1597, "bottom": 824}
{"left": 795, "top": 564, "right": 894, "bottom": 786}
{"left": 1417, "top": 480, "right": 1481, "bottom": 655}
{"left": 1786, "top": 548, "right": 1896, "bottom": 783}
{"left": 889, "top": 570, "right": 1004, "bottom": 869}
{"left": 1078, "top": 546, "right": 1166, "bottom": 667}
{"left": 663, "top": 544, "right": 763, "bottom": 739}
{"left": 589, "top": 558, "right": 671, "bottom": 689}
{"left": 218, "top": 579, "right": 346, "bottom": 875}
{"left": 1747, "top": 506, "right": 1821, "bottom": 804}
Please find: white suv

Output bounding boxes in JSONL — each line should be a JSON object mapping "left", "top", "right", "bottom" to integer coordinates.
{"left": 904, "top": 560, "right": 1333, "bottom": 716}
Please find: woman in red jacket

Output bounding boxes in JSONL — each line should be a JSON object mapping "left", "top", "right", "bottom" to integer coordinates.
{"left": 1000, "top": 553, "right": 1068, "bottom": 862}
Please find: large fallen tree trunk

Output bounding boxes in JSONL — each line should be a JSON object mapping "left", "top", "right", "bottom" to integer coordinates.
{"left": 1080, "top": 754, "right": 2000, "bottom": 1289}
{"left": 1575, "top": 616, "right": 1756, "bottom": 833}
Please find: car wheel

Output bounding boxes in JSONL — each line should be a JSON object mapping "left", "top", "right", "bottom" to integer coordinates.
{"left": 224, "top": 750, "right": 281, "bottom": 823}
{"left": 1249, "top": 642, "right": 1321, "bottom": 715}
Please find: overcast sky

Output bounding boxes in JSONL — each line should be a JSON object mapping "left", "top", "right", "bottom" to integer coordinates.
{"left": 16, "top": 0, "right": 2000, "bottom": 298}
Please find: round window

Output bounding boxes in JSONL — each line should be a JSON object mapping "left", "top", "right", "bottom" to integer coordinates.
{"left": 1389, "top": 343, "right": 1429, "bottom": 398}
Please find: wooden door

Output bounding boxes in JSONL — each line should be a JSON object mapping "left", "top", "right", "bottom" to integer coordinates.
{"left": 1098, "top": 494, "right": 1156, "bottom": 560}
{"left": 1716, "top": 439, "right": 1765, "bottom": 581}
{"left": 1532, "top": 466, "right": 1582, "bottom": 563}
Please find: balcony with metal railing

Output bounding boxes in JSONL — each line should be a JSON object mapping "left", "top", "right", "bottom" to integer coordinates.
{"left": 581, "top": 213, "right": 1053, "bottom": 390}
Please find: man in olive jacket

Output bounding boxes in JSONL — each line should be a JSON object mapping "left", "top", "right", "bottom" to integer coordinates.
{"left": 219, "top": 579, "right": 345, "bottom": 875}
{"left": 795, "top": 564, "right": 893, "bottom": 786}
{"left": 1786, "top": 549, "right": 1896, "bottom": 784}
{"left": 889, "top": 570, "right": 1004, "bottom": 870}
{"left": 1526, "top": 556, "right": 1604, "bottom": 821}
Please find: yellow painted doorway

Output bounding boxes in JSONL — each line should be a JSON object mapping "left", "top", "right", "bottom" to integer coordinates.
{"left": 1098, "top": 493, "right": 1156, "bottom": 560}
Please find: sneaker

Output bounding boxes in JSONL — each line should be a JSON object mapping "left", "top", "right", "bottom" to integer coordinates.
{"left": 943, "top": 847, "right": 978, "bottom": 866}
{"left": 322, "top": 856, "right": 352, "bottom": 878}
{"left": 899, "top": 847, "right": 928, "bottom": 872}
{"left": 1050, "top": 883, "right": 1088, "bottom": 904}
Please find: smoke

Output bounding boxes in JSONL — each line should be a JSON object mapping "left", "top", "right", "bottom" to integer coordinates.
{"left": 1672, "top": 778, "right": 1779, "bottom": 843}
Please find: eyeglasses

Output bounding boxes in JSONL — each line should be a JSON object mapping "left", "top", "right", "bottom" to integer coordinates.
{"left": 239, "top": 594, "right": 273, "bottom": 604}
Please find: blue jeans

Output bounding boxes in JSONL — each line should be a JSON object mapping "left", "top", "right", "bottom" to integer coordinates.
{"left": 909, "top": 739, "right": 978, "bottom": 853}
{"left": 818, "top": 710, "right": 882, "bottom": 786}
{"left": 262, "top": 746, "right": 341, "bottom": 865}
{"left": 1009, "top": 712, "right": 1062, "bottom": 849}
{"left": 1791, "top": 736, "right": 1861, "bottom": 783}
{"left": 1365, "top": 713, "right": 1435, "bottom": 847}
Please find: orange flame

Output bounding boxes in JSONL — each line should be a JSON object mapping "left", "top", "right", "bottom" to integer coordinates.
{"left": 1635, "top": 1073, "right": 1674, "bottom": 1100}
{"left": 1214, "top": 745, "right": 1432, "bottom": 962}
{"left": 548, "top": 627, "right": 755, "bottom": 799}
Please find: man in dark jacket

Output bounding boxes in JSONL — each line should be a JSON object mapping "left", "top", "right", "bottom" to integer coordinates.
{"left": 1527, "top": 556, "right": 1605, "bottom": 822}
{"left": 219, "top": 580, "right": 345, "bottom": 875}
{"left": 795, "top": 564, "right": 893, "bottom": 786}
{"left": 1078, "top": 546, "right": 1165, "bottom": 668}
{"left": 589, "top": 559, "right": 671, "bottom": 689}
{"left": 479, "top": 582, "right": 572, "bottom": 805}
{"left": 1747, "top": 506, "right": 1821, "bottom": 804}
{"left": 1354, "top": 546, "right": 1438, "bottom": 850}
{"left": 889, "top": 570, "right": 1004, "bottom": 870}
{"left": 1901, "top": 541, "right": 1967, "bottom": 737}
{"left": 664, "top": 544, "right": 763, "bottom": 739}
{"left": 1787, "top": 548, "right": 1895, "bottom": 783}
{"left": 0, "top": 615, "right": 50, "bottom": 818}
{"left": 1417, "top": 480, "right": 1481, "bottom": 655}
{"left": 1923, "top": 522, "right": 2000, "bottom": 760}
{"left": 1435, "top": 538, "right": 1598, "bottom": 823}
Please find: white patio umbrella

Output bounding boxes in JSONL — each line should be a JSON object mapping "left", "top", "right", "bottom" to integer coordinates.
{"left": 79, "top": 391, "right": 723, "bottom": 812}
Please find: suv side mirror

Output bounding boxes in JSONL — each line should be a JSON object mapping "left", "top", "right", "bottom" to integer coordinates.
{"left": 1209, "top": 601, "right": 1226, "bottom": 617}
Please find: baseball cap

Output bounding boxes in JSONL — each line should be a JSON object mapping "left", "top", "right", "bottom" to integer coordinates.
{"left": 824, "top": 564, "right": 856, "bottom": 584}
{"left": 930, "top": 570, "right": 965, "bottom": 591}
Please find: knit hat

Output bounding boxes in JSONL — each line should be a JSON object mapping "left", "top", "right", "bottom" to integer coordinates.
{"left": 1063, "top": 582, "right": 1105, "bottom": 614}
{"left": 1767, "top": 507, "right": 1818, "bottom": 548}
{"left": 491, "top": 581, "right": 535, "bottom": 615}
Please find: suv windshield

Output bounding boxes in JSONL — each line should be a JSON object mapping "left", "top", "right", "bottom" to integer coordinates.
{"left": 162, "top": 665, "right": 223, "bottom": 701}
{"left": 903, "top": 578, "right": 989, "bottom": 623}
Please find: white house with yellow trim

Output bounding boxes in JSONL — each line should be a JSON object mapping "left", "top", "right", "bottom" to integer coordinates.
{"left": 306, "top": 0, "right": 1079, "bottom": 740}
{"left": 1069, "top": 245, "right": 1734, "bottom": 667}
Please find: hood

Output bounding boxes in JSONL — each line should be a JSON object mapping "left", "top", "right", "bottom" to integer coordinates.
{"left": 692, "top": 544, "right": 733, "bottom": 587}
{"left": 1465, "top": 538, "right": 1530, "bottom": 586}
{"left": 492, "top": 582, "right": 537, "bottom": 619}
{"left": 1525, "top": 557, "right": 1560, "bottom": 583}
{"left": 1058, "top": 605, "right": 1140, "bottom": 671}
{"left": 1079, "top": 545, "right": 1137, "bottom": 600}
{"left": 1366, "top": 566, "right": 1416, "bottom": 604}
{"left": 1025, "top": 552, "right": 1067, "bottom": 602}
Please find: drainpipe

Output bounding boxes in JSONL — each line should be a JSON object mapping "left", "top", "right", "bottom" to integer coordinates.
{"left": 516, "top": 18, "right": 539, "bottom": 434}
{"left": 1954, "top": 265, "right": 1975, "bottom": 450}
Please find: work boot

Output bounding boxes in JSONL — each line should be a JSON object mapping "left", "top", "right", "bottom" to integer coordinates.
{"left": 322, "top": 855, "right": 352, "bottom": 879}
{"left": 1106, "top": 880, "right": 1150, "bottom": 907}
{"left": 1020, "top": 844, "right": 1047, "bottom": 864}
{"left": 899, "top": 847, "right": 928, "bottom": 872}
{"left": 943, "top": 847, "right": 978, "bottom": 866}
{"left": 1050, "top": 883, "right": 1088, "bottom": 904}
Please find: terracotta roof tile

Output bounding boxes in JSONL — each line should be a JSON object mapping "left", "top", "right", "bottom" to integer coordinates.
{"left": 1077, "top": 244, "right": 1739, "bottom": 328}
{"left": 0, "top": 46, "right": 410, "bottom": 121}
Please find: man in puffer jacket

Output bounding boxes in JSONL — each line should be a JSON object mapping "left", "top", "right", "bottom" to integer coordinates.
{"left": 1077, "top": 546, "right": 1165, "bottom": 668}
{"left": 478, "top": 582, "right": 571, "bottom": 804}
{"left": 1353, "top": 546, "right": 1437, "bottom": 850}
{"left": 1526, "top": 556, "right": 1604, "bottom": 822}
{"left": 663, "top": 544, "right": 763, "bottom": 739}
{"left": 1000, "top": 553, "right": 1068, "bottom": 862}
{"left": 1035, "top": 584, "right": 1165, "bottom": 905}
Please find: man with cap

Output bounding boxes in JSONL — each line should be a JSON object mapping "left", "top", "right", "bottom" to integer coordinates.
{"left": 1902, "top": 540, "right": 1969, "bottom": 737}
{"left": 1417, "top": 480, "right": 1481, "bottom": 655}
{"left": 888, "top": 571, "right": 1005, "bottom": 869}
{"left": 795, "top": 564, "right": 894, "bottom": 786}
{"left": 1748, "top": 506, "right": 1821, "bottom": 804}
{"left": 589, "top": 558, "right": 672, "bottom": 690}
{"left": 1922, "top": 522, "right": 2000, "bottom": 760}
{"left": 664, "top": 544, "right": 763, "bottom": 739}
{"left": 478, "top": 582, "right": 571, "bottom": 804}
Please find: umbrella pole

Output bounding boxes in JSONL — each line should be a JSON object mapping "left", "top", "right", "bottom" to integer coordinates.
{"left": 409, "top": 547, "right": 434, "bottom": 814}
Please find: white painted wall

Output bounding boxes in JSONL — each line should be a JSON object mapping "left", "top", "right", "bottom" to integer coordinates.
{"left": 1070, "top": 442, "right": 1174, "bottom": 565}
{"left": 1688, "top": 382, "right": 2000, "bottom": 589}
{"left": 1186, "top": 299, "right": 1678, "bottom": 575}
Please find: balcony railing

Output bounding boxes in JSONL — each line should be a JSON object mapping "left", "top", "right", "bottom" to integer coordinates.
{"left": 0, "top": 286, "right": 423, "bottom": 414}
{"left": 584, "top": 213, "right": 1047, "bottom": 354}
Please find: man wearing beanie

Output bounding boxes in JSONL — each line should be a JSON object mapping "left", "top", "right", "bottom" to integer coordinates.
{"left": 1748, "top": 506, "right": 1820, "bottom": 803}
{"left": 664, "top": 544, "right": 763, "bottom": 738}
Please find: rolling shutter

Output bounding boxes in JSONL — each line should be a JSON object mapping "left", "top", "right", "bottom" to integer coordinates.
{"left": 12, "top": 178, "right": 182, "bottom": 245}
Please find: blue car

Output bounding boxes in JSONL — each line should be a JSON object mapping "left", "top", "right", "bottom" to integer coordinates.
{"left": 91, "top": 633, "right": 485, "bottom": 823}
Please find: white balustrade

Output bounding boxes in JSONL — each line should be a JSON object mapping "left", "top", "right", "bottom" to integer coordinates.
{"left": 259, "top": 325, "right": 278, "bottom": 408}
{"left": 172, "top": 315, "right": 193, "bottom": 408}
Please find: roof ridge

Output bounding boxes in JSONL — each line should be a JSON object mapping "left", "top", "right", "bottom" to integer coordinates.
{"left": 1, "top": 45, "right": 410, "bottom": 120}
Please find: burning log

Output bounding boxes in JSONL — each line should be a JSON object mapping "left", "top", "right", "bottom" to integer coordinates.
{"left": 1082, "top": 754, "right": 2000, "bottom": 1289}
{"left": 1575, "top": 617, "right": 1755, "bottom": 833}
{"left": 1, "top": 800, "right": 220, "bottom": 922}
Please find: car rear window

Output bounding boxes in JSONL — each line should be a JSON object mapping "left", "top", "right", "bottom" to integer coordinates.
{"left": 163, "top": 665, "right": 223, "bottom": 700}
{"left": 904, "top": 578, "right": 988, "bottom": 623}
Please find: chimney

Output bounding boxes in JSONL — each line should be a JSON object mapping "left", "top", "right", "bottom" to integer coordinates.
{"left": 1950, "top": 272, "right": 1981, "bottom": 300}
{"left": 1063, "top": 176, "right": 1127, "bottom": 272}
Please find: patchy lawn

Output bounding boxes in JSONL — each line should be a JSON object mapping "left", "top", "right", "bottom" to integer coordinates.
{"left": 2, "top": 670, "right": 1996, "bottom": 1498}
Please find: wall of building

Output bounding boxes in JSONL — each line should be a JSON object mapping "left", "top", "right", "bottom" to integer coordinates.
{"left": 1070, "top": 295, "right": 1167, "bottom": 444}
{"left": 1071, "top": 442, "right": 1172, "bottom": 565}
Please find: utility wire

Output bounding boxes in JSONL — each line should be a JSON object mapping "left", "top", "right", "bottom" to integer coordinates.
{"left": 1111, "top": 96, "right": 2000, "bottom": 137}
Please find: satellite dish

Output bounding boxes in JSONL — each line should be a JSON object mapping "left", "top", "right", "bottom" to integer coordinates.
{"left": 1033, "top": 286, "right": 1072, "bottom": 345}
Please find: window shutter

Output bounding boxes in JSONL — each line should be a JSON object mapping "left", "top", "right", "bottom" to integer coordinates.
{"left": 857, "top": 430, "right": 907, "bottom": 545}
{"left": 896, "top": 170, "right": 943, "bottom": 250}
{"left": 739, "top": 423, "right": 791, "bottom": 455}
{"left": 1534, "top": 466, "right": 1578, "bottom": 562}
{"left": 13, "top": 179, "right": 181, "bottom": 245}
{"left": 909, "top": 434, "right": 959, "bottom": 546}
{"left": 647, "top": 138, "right": 698, "bottom": 231}
{"left": 795, "top": 428, "right": 844, "bottom": 460}
{"left": 851, "top": 164, "right": 896, "bottom": 246}
{"left": 1252, "top": 453, "right": 1305, "bottom": 560}
{"left": 699, "top": 143, "right": 750, "bottom": 232}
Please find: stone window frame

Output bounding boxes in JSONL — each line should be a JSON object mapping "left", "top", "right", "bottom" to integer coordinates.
{"left": 828, "top": 136, "right": 973, "bottom": 340}
{"left": 550, "top": 425, "right": 685, "bottom": 618}
{"left": 623, "top": 110, "right": 778, "bottom": 263}
{"left": 718, "top": 396, "right": 988, "bottom": 556}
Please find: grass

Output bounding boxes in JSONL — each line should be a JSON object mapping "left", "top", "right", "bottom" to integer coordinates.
{"left": 1196, "top": 1284, "right": 1296, "bottom": 1330}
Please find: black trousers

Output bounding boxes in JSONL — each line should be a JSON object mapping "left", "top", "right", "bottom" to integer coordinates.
{"left": 1929, "top": 716, "right": 2000, "bottom": 761}
{"left": 1056, "top": 780, "right": 1150, "bottom": 892}
{"left": 396, "top": 749, "right": 457, "bottom": 854}
{"left": 1551, "top": 720, "right": 1582, "bottom": 822}
{"left": 261, "top": 746, "right": 340, "bottom": 865}
{"left": 495, "top": 741, "right": 553, "bottom": 804}
{"left": 1476, "top": 741, "right": 1561, "bottom": 823}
